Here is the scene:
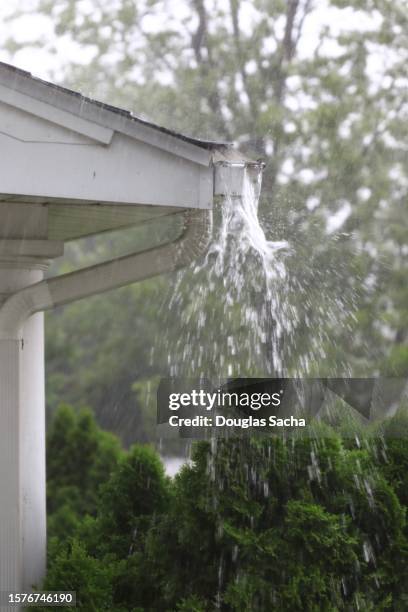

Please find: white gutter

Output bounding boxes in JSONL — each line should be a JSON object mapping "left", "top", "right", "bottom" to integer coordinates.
{"left": 0, "top": 208, "right": 212, "bottom": 339}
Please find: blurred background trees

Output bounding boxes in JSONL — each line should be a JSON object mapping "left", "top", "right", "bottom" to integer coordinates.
{"left": 1, "top": 0, "right": 407, "bottom": 444}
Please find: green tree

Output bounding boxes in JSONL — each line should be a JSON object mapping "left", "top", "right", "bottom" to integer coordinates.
{"left": 40, "top": 431, "right": 170, "bottom": 611}
{"left": 39, "top": 416, "right": 408, "bottom": 610}
{"left": 46, "top": 404, "right": 123, "bottom": 540}
{"left": 147, "top": 433, "right": 406, "bottom": 610}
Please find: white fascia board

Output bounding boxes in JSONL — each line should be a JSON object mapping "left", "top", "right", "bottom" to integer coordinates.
{"left": 0, "top": 84, "right": 113, "bottom": 145}
{"left": 114, "top": 117, "right": 212, "bottom": 167}
{"left": 0, "top": 68, "right": 213, "bottom": 167}
{"left": 0, "top": 130, "right": 214, "bottom": 209}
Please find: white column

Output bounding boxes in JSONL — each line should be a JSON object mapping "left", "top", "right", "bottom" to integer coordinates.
{"left": 0, "top": 264, "right": 46, "bottom": 600}
{"left": 0, "top": 336, "right": 22, "bottom": 596}
{"left": 21, "top": 307, "right": 46, "bottom": 590}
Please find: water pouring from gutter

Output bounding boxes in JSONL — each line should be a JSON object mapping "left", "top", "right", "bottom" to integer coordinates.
{"left": 163, "top": 152, "right": 363, "bottom": 382}
{"left": 163, "top": 157, "right": 293, "bottom": 379}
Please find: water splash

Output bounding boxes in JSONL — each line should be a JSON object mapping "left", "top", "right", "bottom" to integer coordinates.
{"left": 164, "top": 166, "right": 292, "bottom": 378}
{"left": 159, "top": 163, "right": 360, "bottom": 379}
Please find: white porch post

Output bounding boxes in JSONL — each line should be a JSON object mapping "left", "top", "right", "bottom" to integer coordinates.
{"left": 0, "top": 264, "right": 46, "bottom": 598}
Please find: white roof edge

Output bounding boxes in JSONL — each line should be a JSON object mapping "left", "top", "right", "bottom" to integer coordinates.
{"left": 0, "top": 62, "right": 231, "bottom": 167}
{"left": 0, "top": 83, "right": 114, "bottom": 145}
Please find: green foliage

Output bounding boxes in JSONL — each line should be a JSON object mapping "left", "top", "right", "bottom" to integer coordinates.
{"left": 38, "top": 410, "right": 408, "bottom": 611}
{"left": 46, "top": 405, "right": 123, "bottom": 540}
{"left": 375, "top": 407, "right": 408, "bottom": 509}
{"left": 93, "top": 444, "right": 170, "bottom": 557}
{"left": 40, "top": 540, "right": 115, "bottom": 611}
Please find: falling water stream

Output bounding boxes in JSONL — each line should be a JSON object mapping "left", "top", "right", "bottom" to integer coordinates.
{"left": 206, "top": 165, "right": 290, "bottom": 375}
{"left": 162, "top": 163, "right": 358, "bottom": 381}
{"left": 165, "top": 165, "right": 292, "bottom": 379}
{"left": 156, "top": 160, "right": 372, "bottom": 480}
